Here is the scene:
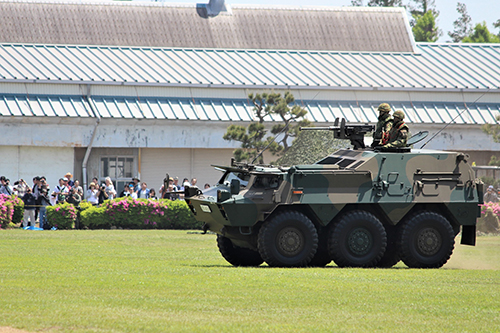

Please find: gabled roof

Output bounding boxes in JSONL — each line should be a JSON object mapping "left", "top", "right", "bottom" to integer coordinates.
{"left": 0, "top": 43, "right": 499, "bottom": 91}
{"left": 0, "top": 1, "right": 414, "bottom": 52}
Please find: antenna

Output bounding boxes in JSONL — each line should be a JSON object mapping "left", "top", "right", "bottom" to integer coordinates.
{"left": 420, "top": 90, "right": 490, "bottom": 149}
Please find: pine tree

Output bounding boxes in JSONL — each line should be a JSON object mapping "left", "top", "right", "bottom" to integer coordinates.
{"left": 448, "top": 2, "right": 472, "bottom": 42}
{"left": 462, "top": 22, "right": 500, "bottom": 43}
{"left": 412, "top": 10, "right": 442, "bottom": 42}
{"left": 223, "top": 92, "right": 310, "bottom": 164}
{"left": 367, "top": 0, "right": 403, "bottom": 6}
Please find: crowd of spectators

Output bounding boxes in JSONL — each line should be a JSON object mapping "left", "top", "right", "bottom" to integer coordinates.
{"left": 0, "top": 173, "right": 201, "bottom": 228}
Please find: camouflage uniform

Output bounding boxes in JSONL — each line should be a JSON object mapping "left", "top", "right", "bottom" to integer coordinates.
{"left": 383, "top": 110, "right": 409, "bottom": 148}
{"left": 372, "top": 103, "right": 393, "bottom": 147}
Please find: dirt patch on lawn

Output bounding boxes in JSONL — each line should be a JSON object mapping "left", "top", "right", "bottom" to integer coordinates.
{"left": 0, "top": 328, "right": 37, "bottom": 333}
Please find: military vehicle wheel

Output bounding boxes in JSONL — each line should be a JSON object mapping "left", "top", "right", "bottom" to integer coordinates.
{"left": 258, "top": 211, "right": 318, "bottom": 267}
{"left": 398, "top": 212, "right": 455, "bottom": 268}
{"left": 376, "top": 225, "right": 400, "bottom": 268}
{"left": 217, "top": 235, "right": 264, "bottom": 267}
{"left": 308, "top": 247, "right": 332, "bottom": 267}
{"left": 328, "top": 210, "right": 387, "bottom": 268}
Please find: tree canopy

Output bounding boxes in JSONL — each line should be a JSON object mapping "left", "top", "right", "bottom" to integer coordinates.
{"left": 223, "top": 92, "right": 310, "bottom": 164}
{"left": 462, "top": 22, "right": 500, "bottom": 43}
{"left": 412, "top": 10, "right": 441, "bottom": 42}
{"left": 448, "top": 2, "right": 472, "bottom": 42}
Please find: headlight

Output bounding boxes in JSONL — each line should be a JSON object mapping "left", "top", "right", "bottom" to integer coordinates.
{"left": 200, "top": 204, "right": 212, "bottom": 213}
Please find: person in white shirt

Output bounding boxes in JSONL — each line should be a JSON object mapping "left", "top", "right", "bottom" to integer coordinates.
{"left": 87, "top": 183, "right": 99, "bottom": 205}
{"left": 104, "top": 177, "right": 117, "bottom": 200}
{"left": 125, "top": 185, "right": 137, "bottom": 199}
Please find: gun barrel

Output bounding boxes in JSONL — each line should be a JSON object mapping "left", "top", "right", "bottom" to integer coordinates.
{"left": 300, "top": 126, "right": 338, "bottom": 131}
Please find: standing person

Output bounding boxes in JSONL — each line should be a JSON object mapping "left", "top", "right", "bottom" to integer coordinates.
{"left": 14, "top": 179, "right": 28, "bottom": 198}
{"left": 0, "top": 177, "right": 13, "bottom": 195}
{"left": 162, "top": 183, "right": 178, "bottom": 200}
{"left": 382, "top": 111, "right": 410, "bottom": 148}
{"left": 52, "top": 178, "right": 69, "bottom": 205}
{"left": 132, "top": 177, "right": 140, "bottom": 193}
{"left": 191, "top": 178, "right": 197, "bottom": 187}
{"left": 173, "top": 177, "right": 181, "bottom": 191}
{"left": 137, "top": 182, "right": 150, "bottom": 199}
{"left": 127, "top": 184, "right": 138, "bottom": 199}
{"left": 87, "top": 183, "right": 99, "bottom": 206}
{"left": 371, "top": 103, "right": 393, "bottom": 147}
{"left": 22, "top": 187, "right": 37, "bottom": 228}
{"left": 97, "top": 183, "right": 109, "bottom": 204}
{"left": 65, "top": 173, "right": 75, "bottom": 188}
{"left": 484, "top": 185, "right": 499, "bottom": 203}
{"left": 32, "top": 177, "right": 41, "bottom": 223}
{"left": 104, "top": 177, "right": 116, "bottom": 200}
{"left": 66, "top": 188, "right": 81, "bottom": 206}
{"left": 149, "top": 188, "right": 158, "bottom": 200}
{"left": 39, "top": 187, "right": 52, "bottom": 229}
{"left": 119, "top": 184, "right": 130, "bottom": 198}
{"left": 74, "top": 180, "right": 83, "bottom": 197}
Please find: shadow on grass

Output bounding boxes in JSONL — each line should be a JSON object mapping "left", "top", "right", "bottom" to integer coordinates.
{"left": 188, "top": 264, "right": 409, "bottom": 269}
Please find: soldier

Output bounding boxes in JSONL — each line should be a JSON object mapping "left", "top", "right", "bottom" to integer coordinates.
{"left": 371, "top": 103, "right": 393, "bottom": 147}
{"left": 382, "top": 110, "right": 410, "bottom": 148}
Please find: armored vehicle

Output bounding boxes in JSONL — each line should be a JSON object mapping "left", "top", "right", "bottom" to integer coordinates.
{"left": 184, "top": 120, "right": 482, "bottom": 268}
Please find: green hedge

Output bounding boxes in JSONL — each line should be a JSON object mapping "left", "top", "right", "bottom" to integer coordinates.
{"left": 79, "top": 197, "right": 201, "bottom": 230}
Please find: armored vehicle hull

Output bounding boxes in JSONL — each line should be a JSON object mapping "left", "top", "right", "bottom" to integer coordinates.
{"left": 186, "top": 148, "right": 481, "bottom": 268}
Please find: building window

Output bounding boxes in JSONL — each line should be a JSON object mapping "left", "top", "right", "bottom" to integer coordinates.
{"left": 100, "top": 156, "right": 134, "bottom": 193}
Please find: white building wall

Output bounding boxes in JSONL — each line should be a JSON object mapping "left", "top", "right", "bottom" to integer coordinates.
{"left": 0, "top": 146, "right": 74, "bottom": 189}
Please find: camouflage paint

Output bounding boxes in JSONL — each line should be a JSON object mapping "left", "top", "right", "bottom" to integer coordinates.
{"left": 187, "top": 148, "right": 480, "bottom": 244}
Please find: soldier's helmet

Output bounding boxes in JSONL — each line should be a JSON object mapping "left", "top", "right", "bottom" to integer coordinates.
{"left": 393, "top": 110, "right": 405, "bottom": 120}
{"left": 377, "top": 103, "right": 391, "bottom": 113}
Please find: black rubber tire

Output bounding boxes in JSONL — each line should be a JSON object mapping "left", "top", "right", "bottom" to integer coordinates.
{"left": 328, "top": 210, "right": 387, "bottom": 268}
{"left": 308, "top": 246, "right": 332, "bottom": 267}
{"left": 217, "top": 235, "right": 264, "bottom": 267}
{"left": 397, "top": 211, "right": 455, "bottom": 269}
{"left": 376, "top": 224, "right": 400, "bottom": 268}
{"left": 258, "top": 211, "right": 318, "bottom": 267}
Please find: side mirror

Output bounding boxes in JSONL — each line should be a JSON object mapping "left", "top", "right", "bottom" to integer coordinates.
{"left": 230, "top": 179, "right": 240, "bottom": 195}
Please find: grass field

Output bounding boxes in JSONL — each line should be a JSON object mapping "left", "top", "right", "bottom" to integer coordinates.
{"left": 0, "top": 230, "right": 499, "bottom": 333}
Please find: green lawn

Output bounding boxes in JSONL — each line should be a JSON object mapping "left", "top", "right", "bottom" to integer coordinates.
{"left": 1, "top": 230, "right": 499, "bottom": 333}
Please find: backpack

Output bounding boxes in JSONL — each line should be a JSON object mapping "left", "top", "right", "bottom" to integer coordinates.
{"left": 56, "top": 185, "right": 67, "bottom": 202}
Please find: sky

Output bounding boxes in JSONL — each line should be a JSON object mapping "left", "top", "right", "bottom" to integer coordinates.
{"left": 148, "top": 0, "right": 500, "bottom": 42}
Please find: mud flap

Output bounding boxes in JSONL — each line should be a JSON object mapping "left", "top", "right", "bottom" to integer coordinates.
{"left": 461, "top": 225, "right": 476, "bottom": 246}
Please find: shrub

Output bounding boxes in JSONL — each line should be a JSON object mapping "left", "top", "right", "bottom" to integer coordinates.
{"left": 161, "top": 199, "right": 203, "bottom": 230}
{"left": 0, "top": 194, "right": 24, "bottom": 228}
{"left": 10, "top": 195, "right": 24, "bottom": 225}
{"left": 78, "top": 198, "right": 199, "bottom": 230}
{"left": 80, "top": 206, "right": 109, "bottom": 229}
{"left": 46, "top": 202, "right": 78, "bottom": 230}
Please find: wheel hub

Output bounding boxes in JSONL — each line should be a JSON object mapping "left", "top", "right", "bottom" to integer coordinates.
{"left": 416, "top": 227, "right": 442, "bottom": 256}
{"left": 348, "top": 228, "right": 373, "bottom": 256}
{"left": 277, "top": 227, "right": 304, "bottom": 257}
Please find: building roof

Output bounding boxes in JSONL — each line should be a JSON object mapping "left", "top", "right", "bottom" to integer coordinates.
{"left": 0, "top": 43, "right": 499, "bottom": 91}
{"left": 1, "top": 94, "right": 498, "bottom": 125}
{"left": 0, "top": 1, "right": 414, "bottom": 52}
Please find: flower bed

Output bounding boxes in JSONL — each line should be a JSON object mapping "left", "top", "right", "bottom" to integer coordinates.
{"left": 80, "top": 197, "right": 201, "bottom": 230}
{"left": 0, "top": 194, "right": 24, "bottom": 229}
{"left": 46, "top": 202, "right": 78, "bottom": 230}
